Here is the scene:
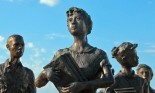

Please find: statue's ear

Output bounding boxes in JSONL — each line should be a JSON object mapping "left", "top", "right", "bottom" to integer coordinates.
{"left": 6, "top": 44, "right": 9, "bottom": 50}
{"left": 151, "top": 72, "right": 153, "bottom": 80}
{"left": 121, "top": 56, "right": 126, "bottom": 61}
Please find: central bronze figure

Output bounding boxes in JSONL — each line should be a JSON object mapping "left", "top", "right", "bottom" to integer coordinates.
{"left": 35, "top": 7, "right": 114, "bottom": 93}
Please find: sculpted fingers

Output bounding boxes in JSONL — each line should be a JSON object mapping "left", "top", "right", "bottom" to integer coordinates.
{"left": 61, "top": 87, "right": 70, "bottom": 93}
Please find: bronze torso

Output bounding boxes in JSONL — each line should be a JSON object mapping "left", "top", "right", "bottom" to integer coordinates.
{"left": 0, "top": 59, "right": 36, "bottom": 93}
{"left": 111, "top": 71, "right": 148, "bottom": 93}
{"left": 44, "top": 47, "right": 111, "bottom": 93}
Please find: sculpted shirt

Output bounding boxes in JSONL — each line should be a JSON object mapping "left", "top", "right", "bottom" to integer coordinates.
{"left": 110, "top": 70, "right": 148, "bottom": 93}
{"left": 149, "top": 86, "right": 155, "bottom": 93}
{"left": 44, "top": 47, "right": 112, "bottom": 93}
{"left": 0, "top": 59, "right": 36, "bottom": 93}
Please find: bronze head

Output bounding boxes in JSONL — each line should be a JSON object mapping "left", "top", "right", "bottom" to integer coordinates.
{"left": 112, "top": 42, "right": 139, "bottom": 67}
{"left": 137, "top": 64, "right": 153, "bottom": 83}
{"left": 6, "top": 34, "right": 25, "bottom": 58}
{"left": 66, "top": 7, "right": 92, "bottom": 35}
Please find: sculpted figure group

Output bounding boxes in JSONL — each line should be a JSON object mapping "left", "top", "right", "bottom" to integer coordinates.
{"left": 0, "top": 7, "right": 154, "bottom": 93}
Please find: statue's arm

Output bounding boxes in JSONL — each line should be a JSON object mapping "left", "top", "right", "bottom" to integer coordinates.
{"left": 35, "top": 70, "right": 49, "bottom": 88}
{"left": 100, "top": 55, "right": 114, "bottom": 87}
{"left": 27, "top": 69, "right": 36, "bottom": 93}
{"left": 35, "top": 50, "right": 63, "bottom": 88}
{"left": 83, "top": 62, "right": 114, "bottom": 90}
{"left": 81, "top": 52, "right": 114, "bottom": 90}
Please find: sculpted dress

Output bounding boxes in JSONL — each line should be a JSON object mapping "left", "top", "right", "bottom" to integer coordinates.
{"left": 44, "top": 46, "right": 112, "bottom": 93}
{"left": 110, "top": 70, "right": 148, "bottom": 93}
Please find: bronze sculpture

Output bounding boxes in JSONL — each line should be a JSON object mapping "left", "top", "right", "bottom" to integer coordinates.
{"left": 0, "top": 34, "right": 36, "bottom": 93}
{"left": 108, "top": 42, "right": 149, "bottom": 93}
{"left": 137, "top": 64, "right": 155, "bottom": 93}
{"left": 35, "top": 7, "right": 114, "bottom": 93}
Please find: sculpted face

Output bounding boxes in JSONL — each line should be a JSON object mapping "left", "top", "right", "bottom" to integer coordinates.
{"left": 7, "top": 37, "right": 25, "bottom": 58}
{"left": 125, "top": 49, "right": 139, "bottom": 67}
{"left": 67, "top": 13, "right": 87, "bottom": 36}
{"left": 117, "top": 48, "right": 139, "bottom": 67}
{"left": 138, "top": 68, "right": 152, "bottom": 82}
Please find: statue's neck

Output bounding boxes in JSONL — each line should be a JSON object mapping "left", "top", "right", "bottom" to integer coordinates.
{"left": 121, "top": 66, "right": 133, "bottom": 75}
{"left": 9, "top": 57, "right": 20, "bottom": 64}
{"left": 71, "top": 35, "right": 89, "bottom": 52}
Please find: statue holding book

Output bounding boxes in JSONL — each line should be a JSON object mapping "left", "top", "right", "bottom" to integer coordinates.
{"left": 108, "top": 42, "right": 149, "bottom": 93}
{"left": 35, "top": 7, "right": 114, "bottom": 93}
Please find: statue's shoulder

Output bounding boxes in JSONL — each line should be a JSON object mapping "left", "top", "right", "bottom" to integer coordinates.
{"left": 94, "top": 47, "right": 107, "bottom": 55}
{"left": 134, "top": 74, "right": 146, "bottom": 83}
{"left": 0, "top": 63, "right": 5, "bottom": 74}
{"left": 54, "top": 48, "right": 69, "bottom": 57}
{"left": 23, "top": 67, "right": 34, "bottom": 76}
{"left": 43, "top": 48, "right": 70, "bottom": 69}
{"left": 0, "top": 63, "right": 4, "bottom": 68}
{"left": 114, "top": 71, "right": 125, "bottom": 80}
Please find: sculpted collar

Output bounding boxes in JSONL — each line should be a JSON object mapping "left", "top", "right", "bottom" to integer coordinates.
{"left": 68, "top": 46, "right": 96, "bottom": 53}
{"left": 118, "top": 70, "right": 136, "bottom": 78}
{"left": 4, "top": 59, "right": 23, "bottom": 69}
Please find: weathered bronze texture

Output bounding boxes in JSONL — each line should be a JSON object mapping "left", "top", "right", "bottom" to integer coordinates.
{"left": 35, "top": 7, "right": 114, "bottom": 93}
{"left": 137, "top": 64, "right": 155, "bottom": 93}
{"left": 0, "top": 34, "right": 36, "bottom": 93}
{"left": 107, "top": 42, "right": 149, "bottom": 93}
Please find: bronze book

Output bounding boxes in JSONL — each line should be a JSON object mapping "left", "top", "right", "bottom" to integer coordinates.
{"left": 49, "top": 53, "right": 87, "bottom": 92}
{"left": 114, "top": 87, "right": 136, "bottom": 93}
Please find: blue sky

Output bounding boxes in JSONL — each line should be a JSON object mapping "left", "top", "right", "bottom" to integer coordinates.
{"left": 0, "top": 0, "right": 155, "bottom": 92}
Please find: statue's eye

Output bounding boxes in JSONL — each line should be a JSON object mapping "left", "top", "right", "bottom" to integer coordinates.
{"left": 141, "top": 71, "right": 144, "bottom": 75}
{"left": 76, "top": 17, "right": 80, "bottom": 21}
{"left": 14, "top": 43, "right": 19, "bottom": 47}
{"left": 68, "top": 18, "right": 73, "bottom": 22}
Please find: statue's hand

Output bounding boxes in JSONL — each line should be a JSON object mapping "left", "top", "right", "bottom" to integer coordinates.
{"left": 44, "top": 67, "right": 61, "bottom": 83}
{"left": 61, "top": 82, "right": 85, "bottom": 93}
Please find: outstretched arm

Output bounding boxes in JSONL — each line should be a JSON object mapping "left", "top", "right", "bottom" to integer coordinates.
{"left": 35, "top": 67, "right": 61, "bottom": 88}
{"left": 35, "top": 70, "right": 49, "bottom": 88}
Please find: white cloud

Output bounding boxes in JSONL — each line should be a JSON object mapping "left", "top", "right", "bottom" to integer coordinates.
{"left": 27, "top": 42, "right": 34, "bottom": 48}
{"left": 34, "top": 48, "right": 40, "bottom": 57}
{"left": 142, "top": 49, "right": 155, "bottom": 53}
{"left": 41, "top": 48, "right": 46, "bottom": 53}
{"left": 0, "top": 35, "right": 6, "bottom": 50}
{"left": 150, "top": 45, "right": 155, "bottom": 48}
{"left": 0, "top": 36, "right": 4, "bottom": 43}
{"left": 139, "top": 43, "right": 155, "bottom": 53}
{"left": 0, "top": 44, "right": 6, "bottom": 49}
{"left": 25, "top": 42, "right": 45, "bottom": 58}
{"left": 40, "top": 0, "right": 59, "bottom": 7}
{"left": 46, "top": 33, "right": 70, "bottom": 40}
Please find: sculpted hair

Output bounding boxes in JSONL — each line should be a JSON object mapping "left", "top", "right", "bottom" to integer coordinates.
{"left": 7, "top": 34, "right": 24, "bottom": 46}
{"left": 66, "top": 7, "right": 92, "bottom": 35}
{"left": 112, "top": 42, "right": 138, "bottom": 58}
{"left": 137, "top": 64, "right": 153, "bottom": 79}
